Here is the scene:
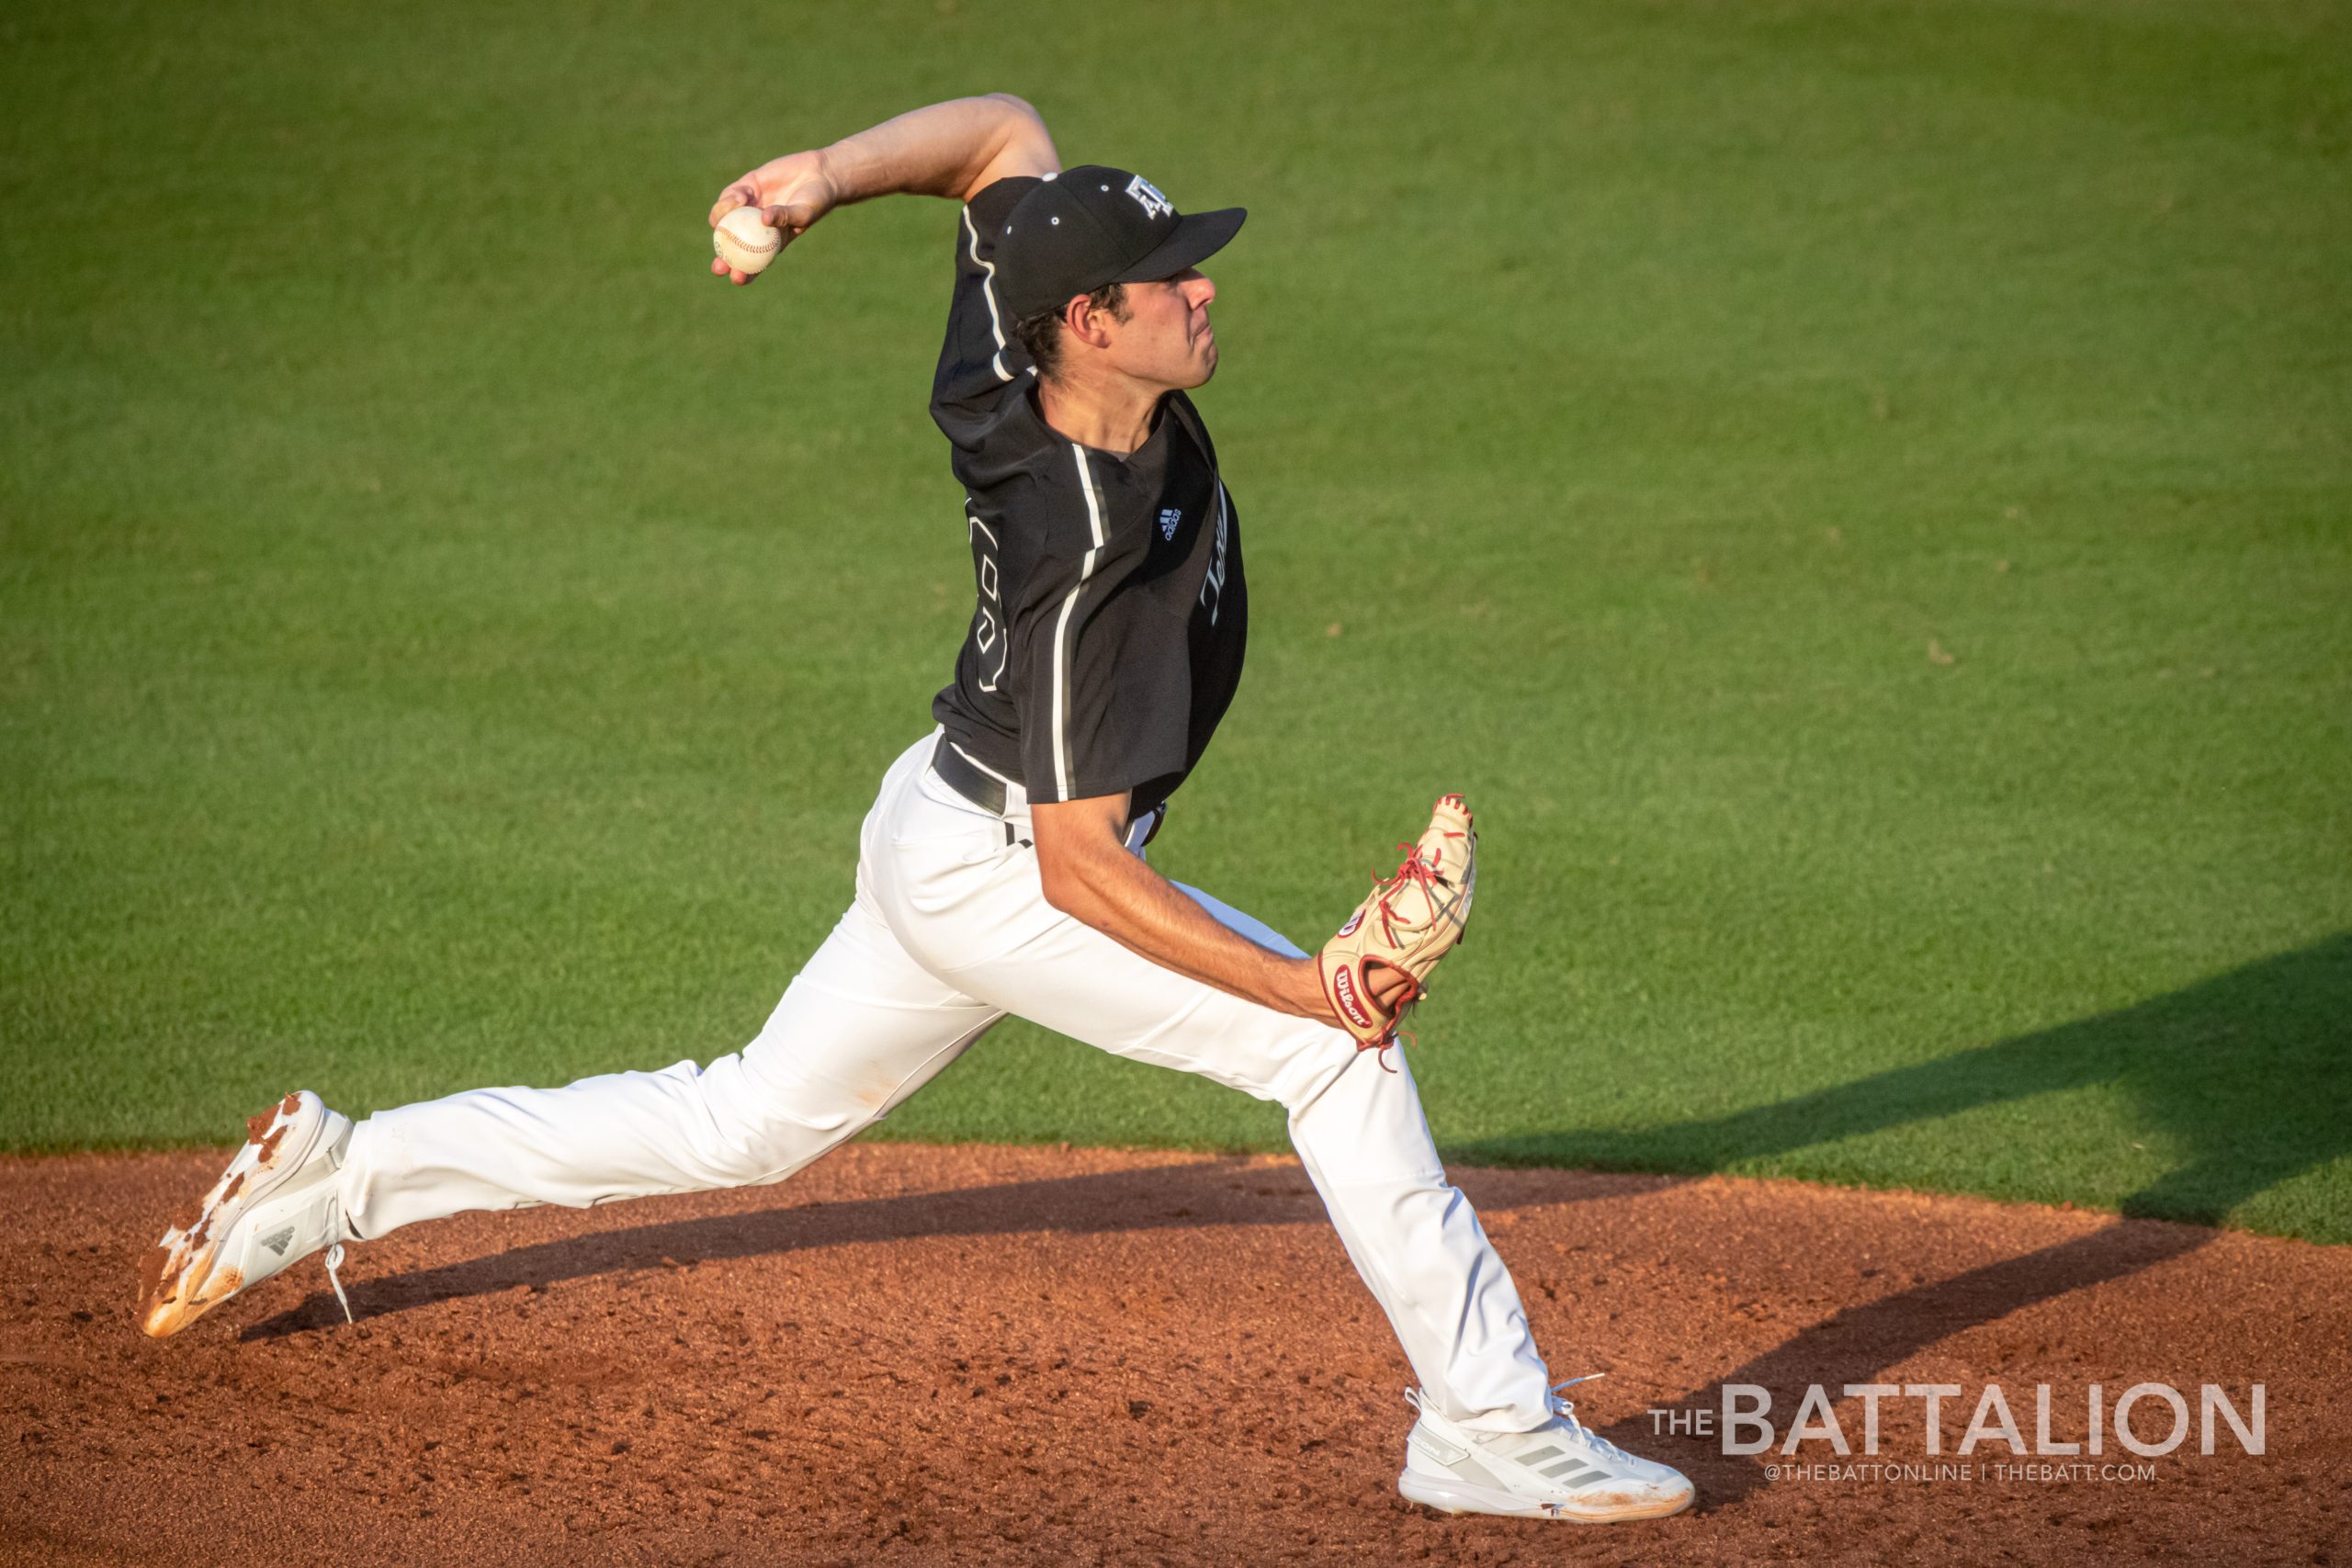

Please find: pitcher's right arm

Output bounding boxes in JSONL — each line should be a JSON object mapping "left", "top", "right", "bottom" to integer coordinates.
{"left": 707, "top": 94, "right": 1061, "bottom": 284}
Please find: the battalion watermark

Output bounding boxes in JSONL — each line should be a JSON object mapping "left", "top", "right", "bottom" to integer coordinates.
{"left": 1645, "top": 1382, "right": 2264, "bottom": 1483}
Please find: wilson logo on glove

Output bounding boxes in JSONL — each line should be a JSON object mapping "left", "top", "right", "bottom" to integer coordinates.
{"left": 1330, "top": 965, "right": 1376, "bottom": 1031}
{"left": 1317, "top": 795, "right": 1476, "bottom": 1064}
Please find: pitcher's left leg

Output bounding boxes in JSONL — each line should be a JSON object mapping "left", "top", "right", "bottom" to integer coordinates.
{"left": 944, "top": 876, "right": 1553, "bottom": 1434}
{"left": 1167, "top": 885, "right": 1555, "bottom": 1432}
{"left": 943, "top": 877, "right": 1693, "bottom": 1519}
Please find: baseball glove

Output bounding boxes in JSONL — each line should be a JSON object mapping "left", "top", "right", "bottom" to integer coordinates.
{"left": 1317, "top": 794, "right": 1476, "bottom": 1054}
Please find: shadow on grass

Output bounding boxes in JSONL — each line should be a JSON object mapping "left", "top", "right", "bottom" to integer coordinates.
{"left": 1515, "top": 935, "right": 2351, "bottom": 1508}
{"left": 1459, "top": 933, "right": 2352, "bottom": 1235}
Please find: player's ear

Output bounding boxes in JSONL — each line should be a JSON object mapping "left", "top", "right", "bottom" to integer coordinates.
{"left": 1063, "top": 292, "right": 1116, "bottom": 352}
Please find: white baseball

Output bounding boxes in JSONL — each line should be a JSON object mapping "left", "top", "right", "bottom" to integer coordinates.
{"left": 714, "top": 206, "right": 783, "bottom": 276}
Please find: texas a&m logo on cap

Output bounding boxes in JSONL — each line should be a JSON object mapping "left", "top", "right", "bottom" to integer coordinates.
{"left": 1125, "top": 175, "right": 1173, "bottom": 220}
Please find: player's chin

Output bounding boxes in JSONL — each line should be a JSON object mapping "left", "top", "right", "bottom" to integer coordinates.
{"left": 1186, "top": 340, "right": 1221, "bottom": 387}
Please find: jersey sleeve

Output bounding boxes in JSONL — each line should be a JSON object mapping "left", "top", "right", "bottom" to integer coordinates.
{"left": 1004, "top": 505, "right": 1193, "bottom": 807}
{"left": 930, "top": 176, "right": 1040, "bottom": 440}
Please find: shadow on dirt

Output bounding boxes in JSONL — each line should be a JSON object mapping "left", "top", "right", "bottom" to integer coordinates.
{"left": 241, "top": 1159, "right": 1681, "bottom": 1340}
{"left": 1602, "top": 1215, "right": 2221, "bottom": 1507}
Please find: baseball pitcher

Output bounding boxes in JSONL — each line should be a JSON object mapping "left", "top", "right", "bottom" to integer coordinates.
{"left": 135, "top": 94, "right": 1692, "bottom": 1526}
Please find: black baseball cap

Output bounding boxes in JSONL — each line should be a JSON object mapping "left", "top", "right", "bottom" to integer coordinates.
{"left": 995, "top": 165, "right": 1245, "bottom": 321}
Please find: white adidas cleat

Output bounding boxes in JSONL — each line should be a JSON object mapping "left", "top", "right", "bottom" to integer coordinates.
{"left": 136, "top": 1090, "right": 356, "bottom": 1338}
{"left": 1397, "top": 1376, "right": 1696, "bottom": 1524}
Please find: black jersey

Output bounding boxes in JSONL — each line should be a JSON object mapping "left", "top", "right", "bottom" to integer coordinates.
{"left": 928, "top": 176, "right": 1248, "bottom": 819}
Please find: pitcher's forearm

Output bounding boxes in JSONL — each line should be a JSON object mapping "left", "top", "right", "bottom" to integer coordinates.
{"left": 819, "top": 94, "right": 1057, "bottom": 207}
{"left": 1044, "top": 838, "right": 1330, "bottom": 1021}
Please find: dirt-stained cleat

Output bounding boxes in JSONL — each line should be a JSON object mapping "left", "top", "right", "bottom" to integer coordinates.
{"left": 1397, "top": 1377, "right": 1695, "bottom": 1524}
{"left": 135, "top": 1090, "right": 356, "bottom": 1337}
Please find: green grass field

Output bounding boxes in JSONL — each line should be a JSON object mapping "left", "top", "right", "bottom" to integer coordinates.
{"left": 5, "top": 0, "right": 2346, "bottom": 1241}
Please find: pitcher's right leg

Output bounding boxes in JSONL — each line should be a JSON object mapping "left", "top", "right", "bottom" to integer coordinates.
{"left": 139, "top": 891, "right": 999, "bottom": 1337}
{"left": 139, "top": 737, "right": 997, "bottom": 1336}
{"left": 144, "top": 893, "right": 992, "bottom": 1335}
{"left": 337, "top": 894, "right": 1000, "bottom": 1237}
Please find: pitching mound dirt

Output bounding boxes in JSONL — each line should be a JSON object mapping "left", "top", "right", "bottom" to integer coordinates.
{"left": 4, "top": 1143, "right": 2345, "bottom": 1564}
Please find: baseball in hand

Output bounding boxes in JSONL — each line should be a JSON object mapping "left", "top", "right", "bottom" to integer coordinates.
{"left": 713, "top": 207, "right": 782, "bottom": 276}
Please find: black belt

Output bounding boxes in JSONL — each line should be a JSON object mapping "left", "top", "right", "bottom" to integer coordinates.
{"left": 932, "top": 734, "right": 1011, "bottom": 815}
{"left": 930, "top": 733, "right": 1170, "bottom": 850}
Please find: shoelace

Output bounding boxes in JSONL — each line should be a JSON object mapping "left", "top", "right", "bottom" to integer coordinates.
{"left": 1546, "top": 1374, "right": 1635, "bottom": 1464}
{"left": 324, "top": 1243, "right": 353, "bottom": 1325}
{"left": 322, "top": 1193, "right": 355, "bottom": 1325}
{"left": 320, "top": 1138, "right": 357, "bottom": 1325}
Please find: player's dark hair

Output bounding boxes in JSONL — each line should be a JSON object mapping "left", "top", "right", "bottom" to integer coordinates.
{"left": 1012, "top": 283, "right": 1128, "bottom": 381}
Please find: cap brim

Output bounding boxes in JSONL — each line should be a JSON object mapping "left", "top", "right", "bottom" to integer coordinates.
{"left": 1114, "top": 207, "right": 1247, "bottom": 284}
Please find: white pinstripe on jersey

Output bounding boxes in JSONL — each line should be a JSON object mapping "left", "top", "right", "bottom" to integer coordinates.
{"left": 1049, "top": 445, "right": 1111, "bottom": 798}
{"left": 960, "top": 205, "right": 1015, "bottom": 384}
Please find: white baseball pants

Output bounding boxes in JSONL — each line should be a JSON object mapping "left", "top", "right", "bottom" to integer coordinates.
{"left": 336, "top": 733, "right": 1555, "bottom": 1432}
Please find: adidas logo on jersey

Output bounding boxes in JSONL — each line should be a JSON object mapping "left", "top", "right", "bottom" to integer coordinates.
{"left": 1159, "top": 508, "right": 1182, "bottom": 540}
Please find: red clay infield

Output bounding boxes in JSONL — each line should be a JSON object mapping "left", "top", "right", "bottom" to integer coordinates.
{"left": 4, "top": 1142, "right": 2345, "bottom": 1565}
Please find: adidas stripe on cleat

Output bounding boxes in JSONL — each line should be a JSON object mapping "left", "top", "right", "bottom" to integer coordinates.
{"left": 1396, "top": 1377, "right": 1695, "bottom": 1524}
{"left": 136, "top": 1090, "right": 356, "bottom": 1337}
